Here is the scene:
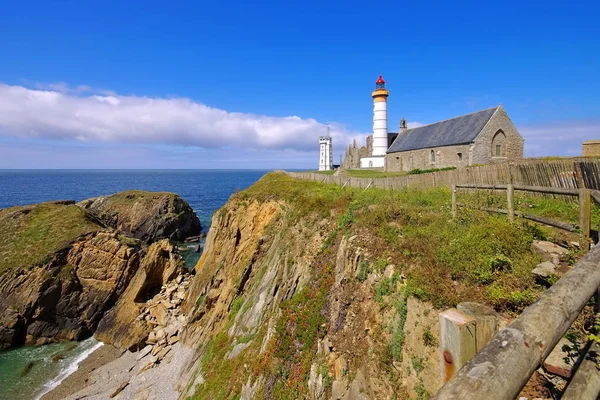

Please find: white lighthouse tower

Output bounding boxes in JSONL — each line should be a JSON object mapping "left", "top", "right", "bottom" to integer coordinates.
{"left": 319, "top": 128, "right": 333, "bottom": 171}
{"left": 360, "top": 75, "right": 389, "bottom": 168}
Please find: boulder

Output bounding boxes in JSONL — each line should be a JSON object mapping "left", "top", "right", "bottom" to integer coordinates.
{"left": 532, "top": 261, "right": 558, "bottom": 280}
{"left": 149, "top": 304, "right": 169, "bottom": 327}
{"left": 543, "top": 338, "right": 583, "bottom": 378}
{"left": 77, "top": 190, "right": 201, "bottom": 244}
{"left": 532, "top": 241, "right": 568, "bottom": 264}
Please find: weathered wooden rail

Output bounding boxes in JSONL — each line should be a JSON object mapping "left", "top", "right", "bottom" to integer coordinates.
{"left": 451, "top": 184, "right": 597, "bottom": 243}
{"left": 433, "top": 244, "right": 600, "bottom": 400}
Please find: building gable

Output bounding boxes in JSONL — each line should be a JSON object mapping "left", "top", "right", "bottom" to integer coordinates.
{"left": 387, "top": 106, "right": 499, "bottom": 154}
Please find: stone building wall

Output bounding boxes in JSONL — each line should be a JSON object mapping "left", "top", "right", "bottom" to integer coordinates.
{"left": 385, "top": 144, "right": 471, "bottom": 172}
{"left": 583, "top": 141, "right": 600, "bottom": 157}
{"left": 471, "top": 106, "right": 524, "bottom": 165}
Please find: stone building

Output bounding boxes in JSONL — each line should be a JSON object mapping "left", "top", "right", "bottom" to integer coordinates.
{"left": 341, "top": 77, "right": 524, "bottom": 171}
{"left": 583, "top": 141, "right": 600, "bottom": 157}
{"left": 385, "top": 105, "right": 524, "bottom": 172}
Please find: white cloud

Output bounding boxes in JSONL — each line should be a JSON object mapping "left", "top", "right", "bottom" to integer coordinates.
{"left": 0, "top": 83, "right": 367, "bottom": 151}
{"left": 519, "top": 120, "right": 600, "bottom": 157}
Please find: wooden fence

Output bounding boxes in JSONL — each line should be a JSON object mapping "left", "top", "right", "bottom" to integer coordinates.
{"left": 285, "top": 157, "right": 600, "bottom": 193}
{"left": 451, "top": 184, "right": 599, "bottom": 244}
{"left": 432, "top": 245, "right": 600, "bottom": 400}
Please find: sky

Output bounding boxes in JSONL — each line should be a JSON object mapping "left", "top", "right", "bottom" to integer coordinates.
{"left": 0, "top": 0, "right": 598, "bottom": 169}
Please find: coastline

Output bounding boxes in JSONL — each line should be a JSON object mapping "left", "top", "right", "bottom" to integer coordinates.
{"left": 41, "top": 342, "right": 195, "bottom": 400}
{"left": 40, "top": 344, "right": 122, "bottom": 400}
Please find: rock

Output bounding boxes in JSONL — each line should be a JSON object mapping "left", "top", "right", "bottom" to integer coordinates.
{"left": 308, "top": 363, "right": 325, "bottom": 400}
{"left": 543, "top": 338, "right": 583, "bottom": 378}
{"left": 138, "top": 358, "right": 157, "bottom": 374}
{"left": 384, "top": 264, "right": 395, "bottom": 279}
{"left": 334, "top": 356, "right": 347, "bottom": 380}
{"left": 95, "top": 239, "right": 185, "bottom": 350}
{"left": 77, "top": 190, "right": 201, "bottom": 244}
{"left": 168, "top": 335, "right": 179, "bottom": 345}
{"left": 228, "top": 342, "right": 251, "bottom": 359}
{"left": 149, "top": 304, "right": 169, "bottom": 327}
{"left": 151, "top": 345, "right": 163, "bottom": 356}
{"left": 147, "top": 331, "right": 157, "bottom": 344}
{"left": 156, "top": 346, "right": 171, "bottom": 360}
{"left": 331, "top": 380, "right": 348, "bottom": 400}
{"left": 532, "top": 261, "right": 558, "bottom": 280}
{"left": 109, "top": 381, "right": 129, "bottom": 398}
{"left": 347, "top": 369, "right": 368, "bottom": 400}
{"left": 136, "top": 345, "right": 153, "bottom": 360}
{"left": 0, "top": 227, "right": 141, "bottom": 349}
{"left": 532, "top": 241, "right": 568, "bottom": 263}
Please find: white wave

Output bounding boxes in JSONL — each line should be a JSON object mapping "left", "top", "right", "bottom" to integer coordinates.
{"left": 35, "top": 337, "right": 104, "bottom": 400}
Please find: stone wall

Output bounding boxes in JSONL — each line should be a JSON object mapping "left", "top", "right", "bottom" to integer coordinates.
{"left": 471, "top": 105, "right": 524, "bottom": 165}
{"left": 583, "top": 141, "right": 600, "bottom": 157}
{"left": 385, "top": 144, "right": 472, "bottom": 172}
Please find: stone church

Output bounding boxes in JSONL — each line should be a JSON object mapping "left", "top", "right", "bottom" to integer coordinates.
{"left": 342, "top": 77, "right": 524, "bottom": 171}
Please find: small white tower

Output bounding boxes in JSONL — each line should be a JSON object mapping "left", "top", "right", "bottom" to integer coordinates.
{"left": 319, "top": 128, "right": 333, "bottom": 171}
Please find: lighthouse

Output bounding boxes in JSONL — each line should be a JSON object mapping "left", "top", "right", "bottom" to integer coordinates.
{"left": 359, "top": 75, "right": 389, "bottom": 168}
{"left": 372, "top": 75, "right": 389, "bottom": 157}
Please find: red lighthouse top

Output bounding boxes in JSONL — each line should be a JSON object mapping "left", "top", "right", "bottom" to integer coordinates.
{"left": 376, "top": 75, "right": 385, "bottom": 85}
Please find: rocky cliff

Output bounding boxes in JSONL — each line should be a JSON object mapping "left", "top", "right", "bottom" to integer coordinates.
{"left": 77, "top": 190, "right": 201, "bottom": 244}
{"left": 0, "top": 192, "right": 198, "bottom": 350}
{"left": 167, "top": 172, "right": 551, "bottom": 400}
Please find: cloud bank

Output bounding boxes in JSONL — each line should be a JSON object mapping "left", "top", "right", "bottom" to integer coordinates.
{"left": 0, "top": 83, "right": 366, "bottom": 151}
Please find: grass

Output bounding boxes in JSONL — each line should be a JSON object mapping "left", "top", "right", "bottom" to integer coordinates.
{"left": 0, "top": 202, "right": 101, "bottom": 272}
{"left": 241, "top": 173, "right": 563, "bottom": 311}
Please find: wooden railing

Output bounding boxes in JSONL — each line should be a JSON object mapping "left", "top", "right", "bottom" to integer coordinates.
{"left": 432, "top": 245, "right": 600, "bottom": 400}
{"left": 451, "top": 184, "right": 598, "bottom": 244}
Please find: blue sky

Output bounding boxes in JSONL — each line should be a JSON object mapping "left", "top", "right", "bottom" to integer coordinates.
{"left": 0, "top": 0, "right": 598, "bottom": 168}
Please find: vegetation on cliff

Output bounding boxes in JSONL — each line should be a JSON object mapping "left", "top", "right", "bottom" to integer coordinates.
{"left": 0, "top": 201, "right": 101, "bottom": 272}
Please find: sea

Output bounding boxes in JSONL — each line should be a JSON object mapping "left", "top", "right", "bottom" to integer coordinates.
{"left": 0, "top": 169, "right": 272, "bottom": 400}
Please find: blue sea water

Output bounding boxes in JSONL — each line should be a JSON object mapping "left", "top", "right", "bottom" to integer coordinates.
{"left": 0, "top": 169, "right": 272, "bottom": 400}
{"left": 0, "top": 169, "right": 270, "bottom": 227}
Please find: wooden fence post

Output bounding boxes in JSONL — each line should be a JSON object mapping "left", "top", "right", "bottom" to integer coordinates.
{"left": 452, "top": 185, "right": 457, "bottom": 220}
{"left": 439, "top": 309, "right": 477, "bottom": 386}
{"left": 507, "top": 184, "right": 515, "bottom": 223}
{"left": 579, "top": 189, "right": 591, "bottom": 242}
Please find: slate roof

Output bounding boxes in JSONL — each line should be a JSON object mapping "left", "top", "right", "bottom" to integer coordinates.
{"left": 387, "top": 106, "right": 499, "bottom": 153}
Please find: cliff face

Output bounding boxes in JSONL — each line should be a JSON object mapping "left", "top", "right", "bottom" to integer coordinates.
{"left": 0, "top": 192, "right": 197, "bottom": 350}
{"left": 176, "top": 181, "right": 443, "bottom": 399}
{"left": 78, "top": 190, "right": 201, "bottom": 244}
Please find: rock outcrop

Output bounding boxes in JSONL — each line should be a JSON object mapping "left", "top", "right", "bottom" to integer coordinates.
{"left": 77, "top": 190, "right": 201, "bottom": 244}
{"left": 0, "top": 231, "right": 141, "bottom": 349}
{"left": 0, "top": 191, "right": 198, "bottom": 350}
{"left": 95, "top": 240, "right": 188, "bottom": 350}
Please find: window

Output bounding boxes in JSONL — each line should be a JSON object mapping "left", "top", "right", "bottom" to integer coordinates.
{"left": 368, "top": 160, "right": 373, "bottom": 167}
{"left": 457, "top": 152, "right": 463, "bottom": 161}
{"left": 430, "top": 150, "right": 436, "bottom": 162}
{"left": 491, "top": 130, "right": 506, "bottom": 157}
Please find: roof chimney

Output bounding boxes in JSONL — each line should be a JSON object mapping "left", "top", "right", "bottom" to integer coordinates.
{"left": 400, "top": 118, "right": 408, "bottom": 132}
